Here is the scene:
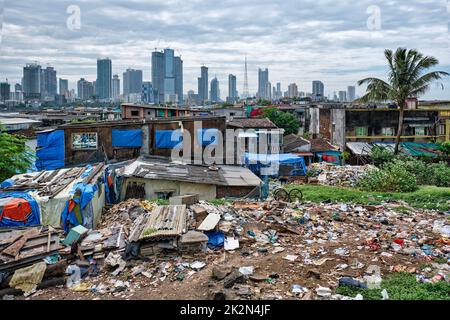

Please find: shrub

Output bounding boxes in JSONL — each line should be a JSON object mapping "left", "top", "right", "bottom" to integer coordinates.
{"left": 400, "top": 158, "right": 433, "bottom": 185}
{"left": 358, "top": 160, "right": 418, "bottom": 192}
{"left": 370, "top": 145, "right": 395, "bottom": 167}
{"left": 430, "top": 162, "right": 450, "bottom": 187}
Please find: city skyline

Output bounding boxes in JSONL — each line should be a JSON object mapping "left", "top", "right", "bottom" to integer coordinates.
{"left": 0, "top": 1, "right": 449, "bottom": 100}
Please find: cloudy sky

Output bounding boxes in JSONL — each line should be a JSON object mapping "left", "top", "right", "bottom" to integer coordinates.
{"left": 0, "top": 0, "right": 450, "bottom": 99}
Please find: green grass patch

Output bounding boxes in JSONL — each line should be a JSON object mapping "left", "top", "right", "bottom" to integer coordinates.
{"left": 148, "top": 199, "right": 170, "bottom": 206}
{"left": 336, "top": 273, "right": 450, "bottom": 300}
{"left": 285, "top": 185, "right": 450, "bottom": 211}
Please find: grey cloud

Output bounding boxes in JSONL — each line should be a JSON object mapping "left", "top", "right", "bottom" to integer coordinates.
{"left": 0, "top": 0, "right": 449, "bottom": 99}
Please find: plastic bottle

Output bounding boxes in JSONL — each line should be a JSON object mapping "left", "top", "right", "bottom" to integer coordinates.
{"left": 66, "top": 265, "right": 81, "bottom": 288}
{"left": 365, "top": 275, "right": 382, "bottom": 289}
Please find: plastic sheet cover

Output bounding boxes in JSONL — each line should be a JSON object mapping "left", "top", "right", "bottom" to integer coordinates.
{"left": 112, "top": 129, "right": 143, "bottom": 148}
{"left": 155, "top": 130, "right": 183, "bottom": 149}
{"left": 36, "top": 130, "right": 65, "bottom": 171}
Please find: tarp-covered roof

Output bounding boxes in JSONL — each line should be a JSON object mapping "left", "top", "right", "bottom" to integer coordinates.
{"left": 346, "top": 142, "right": 440, "bottom": 157}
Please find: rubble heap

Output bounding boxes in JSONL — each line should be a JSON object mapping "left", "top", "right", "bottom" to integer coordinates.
{"left": 1, "top": 197, "right": 449, "bottom": 301}
{"left": 309, "top": 163, "right": 375, "bottom": 187}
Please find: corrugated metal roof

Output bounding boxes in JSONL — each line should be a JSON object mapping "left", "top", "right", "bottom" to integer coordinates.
{"left": 122, "top": 158, "right": 261, "bottom": 187}
{"left": 139, "top": 205, "right": 187, "bottom": 240}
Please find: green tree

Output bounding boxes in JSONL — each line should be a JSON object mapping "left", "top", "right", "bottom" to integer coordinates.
{"left": 437, "top": 141, "right": 450, "bottom": 158}
{"left": 0, "top": 128, "right": 35, "bottom": 182}
{"left": 263, "top": 107, "right": 300, "bottom": 135}
{"left": 358, "top": 48, "right": 449, "bottom": 154}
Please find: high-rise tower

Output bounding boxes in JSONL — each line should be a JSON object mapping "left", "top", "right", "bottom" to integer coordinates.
{"left": 243, "top": 55, "right": 249, "bottom": 99}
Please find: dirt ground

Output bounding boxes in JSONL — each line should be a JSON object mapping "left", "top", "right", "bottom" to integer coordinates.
{"left": 25, "top": 211, "right": 445, "bottom": 301}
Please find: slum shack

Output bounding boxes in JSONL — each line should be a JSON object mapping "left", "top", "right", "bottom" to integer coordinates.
{"left": 36, "top": 117, "right": 229, "bottom": 170}
{"left": 111, "top": 156, "right": 262, "bottom": 201}
{"left": 244, "top": 153, "right": 308, "bottom": 178}
{"left": 0, "top": 164, "right": 106, "bottom": 230}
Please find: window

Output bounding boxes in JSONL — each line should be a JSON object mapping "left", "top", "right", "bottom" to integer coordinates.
{"left": 382, "top": 127, "right": 395, "bottom": 136}
{"left": 355, "top": 127, "right": 368, "bottom": 137}
{"left": 415, "top": 127, "right": 426, "bottom": 136}
{"left": 72, "top": 133, "right": 98, "bottom": 150}
{"left": 131, "top": 111, "right": 139, "bottom": 117}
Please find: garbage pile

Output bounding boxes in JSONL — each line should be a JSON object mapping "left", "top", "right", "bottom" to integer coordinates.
{"left": 309, "top": 163, "right": 375, "bottom": 187}
{"left": 0, "top": 196, "right": 449, "bottom": 300}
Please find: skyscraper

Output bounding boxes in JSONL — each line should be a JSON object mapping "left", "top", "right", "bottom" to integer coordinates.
{"left": 227, "top": 74, "right": 237, "bottom": 103}
{"left": 112, "top": 74, "right": 120, "bottom": 100}
{"left": 265, "top": 81, "right": 272, "bottom": 101}
{"left": 210, "top": 77, "right": 219, "bottom": 103}
{"left": 77, "top": 78, "right": 94, "bottom": 101}
{"left": 151, "top": 49, "right": 183, "bottom": 104}
{"left": 288, "top": 83, "right": 299, "bottom": 98}
{"left": 123, "top": 69, "right": 143, "bottom": 96}
{"left": 258, "top": 68, "right": 269, "bottom": 99}
{"left": 174, "top": 56, "right": 183, "bottom": 104}
{"left": 338, "top": 91, "right": 347, "bottom": 102}
{"left": 312, "top": 81, "right": 324, "bottom": 101}
{"left": 198, "top": 66, "right": 208, "bottom": 103}
{"left": 276, "top": 82, "right": 281, "bottom": 99}
{"left": 152, "top": 51, "right": 164, "bottom": 104}
{"left": 0, "top": 82, "right": 10, "bottom": 102}
{"left": 97, "top": 58, "right": 112, "bottom": 101}
{"left": 42, "top": 66, "right": 57, "bottom": 100}
{"left": 23, "top": 63, "right": 42, "bottom": 100}
{"left": 142, "top": 81, "right": 154, "bottom": 104}
{"left": 59, "top": 78, "right": 69, "bottom": 96}
{"left": 347, "top": 86, "right": 356, "bottom": 102}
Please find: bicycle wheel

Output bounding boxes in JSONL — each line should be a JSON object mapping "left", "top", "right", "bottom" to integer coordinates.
{"left": 289, "top": 189, "right": 303, "bottom": 202}
{"left": 273, "top": 189, "right": 289, "bottom": 202}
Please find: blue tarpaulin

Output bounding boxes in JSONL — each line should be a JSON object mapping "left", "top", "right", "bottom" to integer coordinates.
{"left": 0, "top": 192, "right": 41, "bottom": 227}
{"left": 245, "top": 153, "right": 307, "bottom": 177}
{"left": 155, "top": 130, "right": 183, "bottom": 149}
{"left": 205, "top": 231, "right": 225, "bottom": 248}
{"left": 60, "top": 166, "right": 100, "bottom": 233}
{"left": 197, "top": 129, "right": 219, "bottom": 146}
{"left": 0, "top": 179, "right": 14, "bottom": 188}
{"left": 36, "top": 130, "right": 65, "bottom": 171}
{"left": 112, "top": 129, "right": 143, "bottom": 148}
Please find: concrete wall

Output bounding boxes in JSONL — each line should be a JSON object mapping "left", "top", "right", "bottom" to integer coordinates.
{"left": 331, "top": 109, "right": 346, "bottom": 150}
{"left": 309, "top": 107, "right": 320, "bottom": 136}
{"left": 121, "top": 177, "right": 217, "bottom": 200}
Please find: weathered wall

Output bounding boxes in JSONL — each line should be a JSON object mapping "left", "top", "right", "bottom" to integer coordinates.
{"left": 216, "top": 186, "right": 256, "bottom": 199}
{"left": 63, "top": 123, "right": 143, "bottom": 166}
{"left": 121, "top": 177, "right": 216, "bottom": 200}
{"left": 345, "top": 110, "right": 441, "bottom": 142}
{"left": 331, "top": 109, "right": 346, "bottom": 149}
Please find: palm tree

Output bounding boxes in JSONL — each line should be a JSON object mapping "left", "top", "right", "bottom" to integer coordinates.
{"left": 358, "top": 48, "right": 449, "bottom": 154}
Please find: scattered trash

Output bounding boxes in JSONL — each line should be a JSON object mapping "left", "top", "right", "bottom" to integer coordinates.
{"left": 316, "top": 286, "right": 332, "bottom": 297}
{"left": 224, "top": 237, "right": 240, "bottom": 251}
{"left": 284, "top": 255, "right": 298, "bottom": 262}
{"left": 239, "top": 266, "right": 255, "bottom": 276}
{"left": 339, "top": 277, "right": 367, "bottom": 289}
{"left": 190, "top": 261, "right": 206, "bottom": 271}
